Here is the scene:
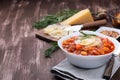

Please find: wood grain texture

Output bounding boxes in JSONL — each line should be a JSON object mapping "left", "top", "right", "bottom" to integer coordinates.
{"left": 0, "top": 0, "right": 120, "bottom": 80}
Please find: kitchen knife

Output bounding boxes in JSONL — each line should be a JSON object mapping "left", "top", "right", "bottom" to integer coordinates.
{"left": 64, "top": 19, "right": 107, "bottom": 31}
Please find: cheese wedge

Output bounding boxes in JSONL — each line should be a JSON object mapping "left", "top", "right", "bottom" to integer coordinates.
{"left": 61, "top": 9, "right": 94, "bottom": 25}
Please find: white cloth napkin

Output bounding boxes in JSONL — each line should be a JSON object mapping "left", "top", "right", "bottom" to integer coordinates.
{"left": 51, "top": 56, "right": 120, "bottom": 80}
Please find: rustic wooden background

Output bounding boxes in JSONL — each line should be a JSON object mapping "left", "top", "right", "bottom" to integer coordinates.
{"left": 0, "top": 0, "right": 120, "bottom": 80}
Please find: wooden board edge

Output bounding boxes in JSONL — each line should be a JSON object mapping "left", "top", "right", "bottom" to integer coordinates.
{"left": 35, "top": 29, "right": 58, "bottom": 42}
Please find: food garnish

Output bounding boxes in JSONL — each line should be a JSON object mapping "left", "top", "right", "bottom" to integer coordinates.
{"left": 75, "top": 32, "right": 101, "bottom": 47}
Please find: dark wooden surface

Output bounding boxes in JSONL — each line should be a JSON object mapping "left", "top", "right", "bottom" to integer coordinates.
{"left": 0, "top": 0, "right": 120, "bottom": 80}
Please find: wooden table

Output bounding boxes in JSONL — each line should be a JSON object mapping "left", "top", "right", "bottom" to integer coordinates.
{"left": 0, "top": 0, "right": 120, "bottom": 80}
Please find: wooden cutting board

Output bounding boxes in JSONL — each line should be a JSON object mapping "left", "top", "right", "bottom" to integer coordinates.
{"left": 35, "top": 29, "right": 58, "bottom": 42}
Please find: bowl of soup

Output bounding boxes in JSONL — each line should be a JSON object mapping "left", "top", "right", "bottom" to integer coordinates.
{"left": 58, "top": 30, "right": 120, "bottom": 68}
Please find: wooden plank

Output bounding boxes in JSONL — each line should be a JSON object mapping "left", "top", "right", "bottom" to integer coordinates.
{"left": 0, "top": 0, "right": 120, "bottom": 80}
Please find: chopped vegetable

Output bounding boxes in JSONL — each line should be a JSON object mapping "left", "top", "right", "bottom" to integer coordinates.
{"left": 76, "top": 44, "right": 83, "bottom": 50}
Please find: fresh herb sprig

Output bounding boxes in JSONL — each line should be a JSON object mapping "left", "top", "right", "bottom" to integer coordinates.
{"left": 79, "top": 31, "right": 96, "bottom": 40}
{"left": 80, "top": 31, "right": 96, "bottom": 37}
{"left": 44, "top": 42, "right": 59, "bottom": 58}
{"left": 32, "top": 9, "right": 79, "bottom": 29}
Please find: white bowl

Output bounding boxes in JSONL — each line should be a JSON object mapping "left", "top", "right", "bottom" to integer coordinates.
{"left": 58, "top": 30, "right": 120, "bottom": 69}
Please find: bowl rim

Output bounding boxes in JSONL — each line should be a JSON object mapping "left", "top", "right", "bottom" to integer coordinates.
{"left": 58, "top": 30, "right": 120, "bottom": 57}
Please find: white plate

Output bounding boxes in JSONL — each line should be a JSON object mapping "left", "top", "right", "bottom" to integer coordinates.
{"left": 96, "top": 26, "right": 120, "bottom": 39}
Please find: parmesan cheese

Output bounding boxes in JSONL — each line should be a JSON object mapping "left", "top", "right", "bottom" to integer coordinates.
{"left": 61, "top": 9, "right": 94, "bottom": 25}
{"left": 43, "top": 24, "right": 74, "bottom": 39}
